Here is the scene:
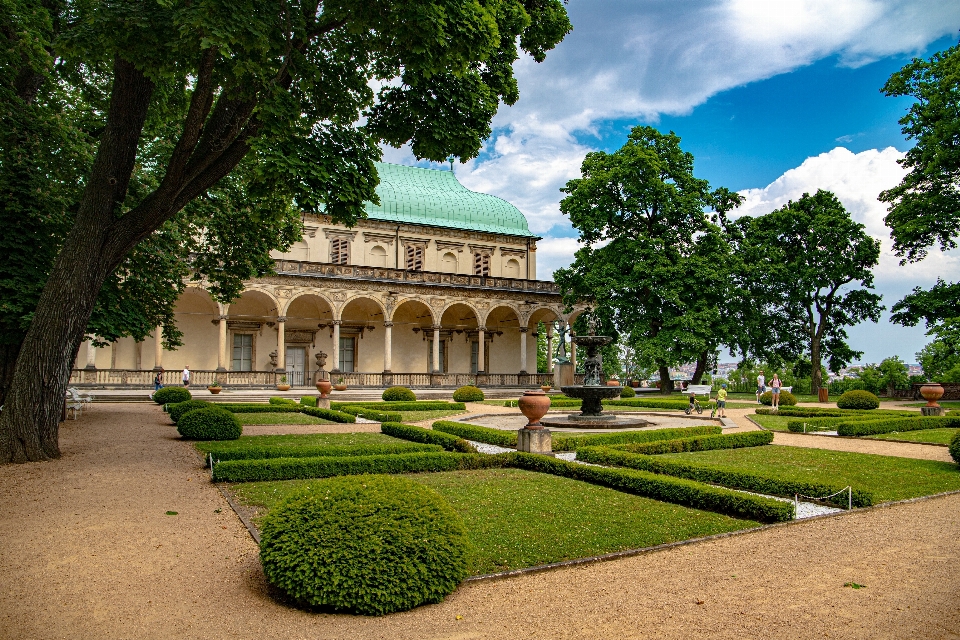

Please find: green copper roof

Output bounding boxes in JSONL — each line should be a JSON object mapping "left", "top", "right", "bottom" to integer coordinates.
{"left": 365, "top": 162, "right": 536, "bottom": 237}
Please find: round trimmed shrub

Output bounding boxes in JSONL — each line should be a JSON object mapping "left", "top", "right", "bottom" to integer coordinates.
{"left": 177, "top": 407, "right": 242, "bottom": 440}
{"left": 837, "top": 390, "right": 880, "bottom": 410}
{"left": 452, "top": 385, "right": 484, "bottom": 402}
{"left": 382, "top": 386, "right": 417, "bottom": 402}
{"left": 259, "top": 475, "right": 471, "bottom": 615}
{"left": 168, "top": 399, "right": 212, "bottom": 424}
{"left": 949, "top": 430, "right": 960, "bottom": 465}
{"left": 619, "top": 385, "right": 636, "bottom": 398}
{"left": 153, "top": 387, "right": 191, "bottom": 405}
{"left": 759, "top": 390, "right": 798, "bottom": 406}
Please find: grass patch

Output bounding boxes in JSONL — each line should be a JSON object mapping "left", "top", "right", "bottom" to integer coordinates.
{"left": 747, "top": 413, "right": 793, "bottom": 431}
{"left": 658, "top": 445, "right": 960, "bottom": 503}
{"left": 230, "top": 468, "right": 760, "bottom": 576}
{"left": 903, "top": 401, "right": 960, "bottom": 409}
{"left": 194, "top": 432, "right": 398, "bottom": 455}
{"left": 234, "top": 412, "right": 334, "bottom": 426}
{"left": 395, "top": 409, "right": 467, "bottom": 422}
{"left": 865, "top": 428, "right": 960, "bottom": 445}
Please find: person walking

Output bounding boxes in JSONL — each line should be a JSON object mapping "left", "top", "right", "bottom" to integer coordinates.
{"left": 756, "top": 370, "right": 766, "bottom": 404}
{"left": 770, "top": 373, "right": 782, "bottom": 409}
{"left": 182, "top": 365, "right": 191, "bottom": 388}
{"left": 715, "top": 383, "right": 728, "bottom": 418}
{"left": 153, "top": 368, "right": 164, "bottom": 392}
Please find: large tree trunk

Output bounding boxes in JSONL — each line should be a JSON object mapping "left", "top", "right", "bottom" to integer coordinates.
{"left": 658, "top": 362, "right": 674, "bottom": 395}
{"left": 0, "top": 58, "right": 154, "bottom": 462}
{"left": 691, "top": 350, "right": 709, "bottom": 384}
{"left": 0, "top": 342, "right": 21, "bottom": 408}
{"left": 810, "top": 336, "right": 823, "bottom": 396}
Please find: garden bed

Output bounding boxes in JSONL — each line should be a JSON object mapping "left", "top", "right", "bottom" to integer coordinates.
{"left": 865, "top": 428, "right": 960, "bottom": 446}
{"left": 233, "top": 412, "right": 334, "bottom": 426}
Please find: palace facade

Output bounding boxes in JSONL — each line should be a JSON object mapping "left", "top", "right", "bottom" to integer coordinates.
{"left": 72, "top": 162, "right": 582, "bottom": 389}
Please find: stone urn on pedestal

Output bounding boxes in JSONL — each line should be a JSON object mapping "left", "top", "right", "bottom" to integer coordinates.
{"left": 920, "top": 383, "right": 945, "bottom": 416}
{"left": 516, "top": 389, "right": 553, "bottom": 455}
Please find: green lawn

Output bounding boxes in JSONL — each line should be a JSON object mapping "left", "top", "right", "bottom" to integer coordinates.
{"left": 230, "top": 468, "right": 759, "bottom": 576}
{"left": 395, "top": 409, "right": 467, "bottom": 422}
{"left": 658, "top": 445, "right": 960, "bottom": 502}
{"left": 234, "top": 412, "right": 334, "bottom": 425}
{"left": 747, "top": 413, "right": 793, "bottom": 431}
{"left": 866, "top": 428, "right": 960, "bottom": 446}
{"left": 903, "top": 401, "right": 960, "bottom": 409}
{"left": 194, "top": 432, "right": 399, "bottom": 455}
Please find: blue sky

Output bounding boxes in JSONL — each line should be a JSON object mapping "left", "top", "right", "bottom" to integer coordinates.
{"left": 382, "top": 2, "right": 960, "bottom": 366}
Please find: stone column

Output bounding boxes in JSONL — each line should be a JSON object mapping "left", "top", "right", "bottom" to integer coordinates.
{"left": 276, "top": 316, "right": 286, "bottom": 371}
{"left": 546, "top": 326, "right": 554, "bottom": 373}
{"left": 331, "top": 320, "right": 341, "bottom": 372}
{"left": 383, "top": 322, "right": 393, "bottom": 372}
{"left": 518, "top": 327, "right": 528, "bottom": 375}
{"left": 570, "top": 332, "right": 577, "bottom": 370}
{"left": 154, "top": 326, "right": 163, "bottom": 370}
{"left": 84, "top": 338, "right": 97, "bottom": 369}
{"left": 217, "top": 315, "right": 228, "bottom": 371}
{"left": 477, "top": 326, "right": 486, "bottom": 374}
{"left": 431, "top": 324, "right": 441, "bottom": 373}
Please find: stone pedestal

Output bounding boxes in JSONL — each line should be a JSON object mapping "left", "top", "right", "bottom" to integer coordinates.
{"left": 921, "top": 406, "right": 945, "bottom": 416}
{"left": 517, "top": 428, "right": 553, "bottom": 455}
{"left": 317, "top": 397, "right": 331, "bottom": 409}
{"left": 554, "top": 363, "right": 574, "bottom": 388}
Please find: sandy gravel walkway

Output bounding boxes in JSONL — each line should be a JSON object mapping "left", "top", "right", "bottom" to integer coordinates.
{"left": 1, "top": 403, "right": 958, "bottom": 639}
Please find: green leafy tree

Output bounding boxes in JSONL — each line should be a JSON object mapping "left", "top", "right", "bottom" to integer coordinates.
{"left": 916, "top": 320, "right": 960, "bottom": 380}
{"left": 877, "top": 356, "right": 910, "bottom": 397}
{"left": 0, "top": 0, "right": 571, "bottom": 462}
{"left": 735, "top": 190, "right": 883, "bottom": 394}
{"left": 554, "top": 126, "right": 742, "bottom": 393}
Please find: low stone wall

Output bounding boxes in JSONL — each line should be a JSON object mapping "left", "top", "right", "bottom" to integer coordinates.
{"left": 909, "top": 382, "right": 960, "bottom": 401}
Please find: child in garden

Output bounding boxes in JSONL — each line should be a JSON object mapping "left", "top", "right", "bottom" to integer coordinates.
{"left": 713, "top": 383, "right": 728, "bottom": 418}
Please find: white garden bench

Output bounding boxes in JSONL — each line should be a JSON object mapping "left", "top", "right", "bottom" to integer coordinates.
{"left": 686, "top": 384, "right": 712, "bottom": 398}
{"left": 66, "top": 388, "right": 94, "bottom": 419}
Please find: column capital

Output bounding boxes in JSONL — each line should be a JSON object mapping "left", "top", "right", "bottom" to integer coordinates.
{"left": 477, "top": 326, "right": 487, "bottom": 332}
{"left": 277, "top": 316, "right": 287, "bottom": 323}
{"left": 331, "top": 320, "right": 342, "bottom": 325}
{"left": 431, "top": 324, "right": 442, "bottom": 331}
{"left": 220, "top": 314, "right": 228, "bottom": 321}
{"left": 518, "top": 327, "right": 529, "bottom": 333}
{"left": 383, "top": 321, "right": 394, "bottom": 328}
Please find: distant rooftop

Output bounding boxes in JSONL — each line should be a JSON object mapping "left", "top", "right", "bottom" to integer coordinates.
{"left": 365, "top": 162, "right": 536, "bottom": 238}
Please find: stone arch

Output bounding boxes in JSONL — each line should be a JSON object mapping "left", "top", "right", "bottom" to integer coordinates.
{"left": 282, "top": 289, "right": 336, "bottom": 316}
{"left": 479, "top": 303, "right": 520, "bottom": 329}
{"left": 389, "top": 297, "right": 438, "bottom": 324}
{"left": 369, "top": 244, "right": 388, "bottom": 267}
{"left": 526, "top": 305, "right": 563, "bottom": 328}
{"left": 439, "top": 299, "right": 481, "bottom": 325}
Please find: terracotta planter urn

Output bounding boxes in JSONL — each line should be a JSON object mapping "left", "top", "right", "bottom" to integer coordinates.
{"left": 207, "top": 386, "right": 222, "bottom": 395}
{"left": 606, "top": 379, "right": 621, "bottom": 387}
{"left": 276, "top": 384, "right": 291, "bottom": 391}
{"left": 334, "top": 383, "right": 347, "bottom": 392}
{"left": 541, "top": 385, "right": 552, "bottom": 392}
{"left": 630, "top": 380, "right": 640, "bottom": 388}
{"left": 316, "top": 379, "right": 332, "bottom": 398}
{"left": 920, "top": 383, "right": 944, "bottom": 407}
{"left": 518, "top": 389, "right": 551, "bottom": 429}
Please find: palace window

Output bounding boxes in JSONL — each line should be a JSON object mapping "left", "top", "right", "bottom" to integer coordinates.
{"left": 405, "top": 244, "right": 424, "bottom": 270}
{"left": 330, "top": 238, "right": 350, "bottom": 265}
{"left": 428, "top": 338, "right": 447, "bottom": 373}
{"left": 232, "top": 334, "right": 253, "bottom": 371}
{"left": 338, "top": 336, "right": 355, "bottom": 372}
{"left": 474, "top": 252, "right": 490, "bottom": 276}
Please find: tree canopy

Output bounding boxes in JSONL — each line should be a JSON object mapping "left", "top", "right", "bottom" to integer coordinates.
{"left": 0, "top": 0, "right": 572, "bottom": 462}
{"left": 554, "top": 126, "right": 742, "bottom": 391}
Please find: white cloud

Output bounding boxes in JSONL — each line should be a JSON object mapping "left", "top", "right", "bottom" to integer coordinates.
{"left": 533, "top": 236, "right": 584, "bottom": 281}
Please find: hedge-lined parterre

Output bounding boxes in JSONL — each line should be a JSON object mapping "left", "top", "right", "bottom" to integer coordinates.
{"left": 837, "top": 390, "right": 881, "bottom": 410}
{"left": 431, "top": 421, "right": 518, "bottom": 447}
{"left": 298, "top": 406, "right": 356, "bottom": 423}
{"left": 605, "top": 398, "right": 703, "bottom": 411}
{"left": 259, "top": 475, "right": 471, "bottom": 616}
{"left": 575, "top": 447, "right": 871, "bottom": 508}
{"left": 269, "top": 397, "right": 299, "bottom": 406}
{"left": 152, "top": 387, "right": 191, "bottom": 405}
{"left": 552, "top": 426, "right": 723, "bottom": 451}
{"left": 452, "top": 385, "right": 484, "bottom": 402}
{"left": 337, "top": 406, "right": 404, "bottom": 423}
{"left": 331, "top": 401, "right": 465, "bottom": 412}
{"left": 950, "top": 431, "right": 960, "bottom": 465}
{"left": 177, "top": 407, "right": 243, "bottom": 441}
{"left": 380, "top": 423, "right": 475, "bottom": 453}
{"left": 167, "top": 399, "right": 212, "bottom": 424}
{"left": 212, "top": 450, "right": 507, "bottom": 482}
{"left": 836, "top": 416, "right": 960, "bottom": 437}
{"left": 203, "top": 442, "right": 444, "bottom": 464}
{"left": 608, "top": 431, "right": 774, "bottom": 455}
{"left": 214, "top": 403, "right": 305, "bottom": 414}
{"left": 759, "top": 390, "right": 798, "bottom": 406}
{"left": 299, "top": 396, "right": 318, "bottom": 407}
{"left": 509, "top": 453, "right": 794, "bottom": 523}
{"left": 382, "top": 386, "right": 417, "bottom": 402}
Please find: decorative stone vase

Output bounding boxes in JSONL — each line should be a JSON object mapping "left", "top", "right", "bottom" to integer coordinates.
{"left": 920, "top": 383, "right": 944, "bottom": 407}
{"left": 334, "top": 383, "right": 347, "bottom": 392}
{"left": 630, "top": 380, "right": 640, "bottom": 388}
{"left": 605, "top": 379, "right": 620, "bottom": 387}
{"left": 517, "top": 389, "right": 551, "bottom": 429}
{"left": 276, "top": 384, "right": 291, "bottom": 391}
{"left": 316, "top": 379, "right": 332, "bottom": 398}
{"left": 207, "top": 386, "right": 222, "bottom": 395}
{"left": 541, "top": 385, "right": 551, "bottom": 392}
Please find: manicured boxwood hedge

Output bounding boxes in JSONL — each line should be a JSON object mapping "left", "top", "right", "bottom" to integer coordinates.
{"left": 177, "top": 407, "right": 243, "bottom": 441}
{"left": 215, "top": 403, "right": 302, "bottom": 414}
{"left": 337, "top": 406, "right": 404, "bottom": 423}
{"left": 203, "top": 442, "right": 444, "bottom": 464}
{"left": 786, "top": 416, "right": 873, "bottom": 432}
{"left": 269, "top": 397, "right": 299, "bottom": 406}
{"left": 331, "top": 401, "right": 465, "bottom": 412}
{"left": 837, "top": 390, "right": 880, "bottom": 410}
{"left": 259, "top": 475, "right": 471, "bottom": 615}
{"left": 299, "top": 396, "right": 318, "bottom": 407}
{"left": 836, "top": 416, "right": 960, "bottom": 437}
{"left": 510, "top": 452, "right": 793, "bottom": 523}
{"left": 298, "top": 406, "right": 357, "bottom": 423}
{"left": 380, "top": 422, "right": 476, "bottom": 453}
{"left": 757, "top": 407, "right": 844, "bottom": 417}
{"left": 575, "top": 446, "right": 871, "bottom": 508}
{"left": 610, "top": 431, "right": 774, "bottom": 455}
{"left": 619, "top": 386, "right": 636, "bottom": 398}
{"left": 212, "top": 450, "right": 504, "bottom": 482}
{"left": 552, "top": 425, "right": 722, "bottom": 451}
{"left": 605, "top": 398, "right": 697, "bottom": 411}
{"left": 168, "top": 399, "right": 212, "bottom": 424}
{"left": 452, "top": 385, "right": 484, "bottom": 402}
{"left": 432, "top": 421, "right": 518, "bottom": 447}
{"left": 152, "top": 387, "right": 191, "bottom": 405}
{"left": 759, "top": 390, "right": 798, "bottom": 406}
{"left": 950, "top": 431, "right": 960, "bottom": 465}
{"left": 382, "top": 386, "right": 417, "bottom": 401}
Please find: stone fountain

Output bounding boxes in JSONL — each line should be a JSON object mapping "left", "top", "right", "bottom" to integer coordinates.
{"left": 540, "top": 316, "right": 652, "bottom": 430}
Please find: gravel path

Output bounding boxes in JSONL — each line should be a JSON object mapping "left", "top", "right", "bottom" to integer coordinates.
{"left": 1, "top": 403, "right": 958, "bottom": 639}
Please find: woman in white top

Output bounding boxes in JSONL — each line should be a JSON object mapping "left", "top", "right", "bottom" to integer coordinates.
{"left": 770, "top": 373, "right": 782, "bottom": 409}
{"left": 182, "top": 366, "right": 191, "bottom": 388}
